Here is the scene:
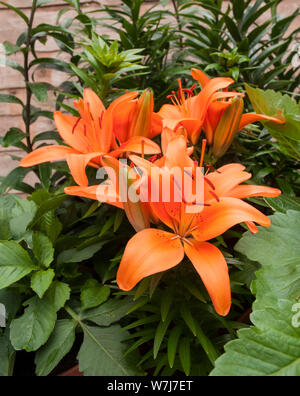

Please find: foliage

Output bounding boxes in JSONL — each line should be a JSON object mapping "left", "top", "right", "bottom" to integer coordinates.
{"left": 99, "top": 0, "right": 179, "bottom": 107}
{"left": 0, "top": 0, "right": 299, "bottom": 378}
{"left": 245, "top": 84, "right": 300, "bottom": 161}
{"left": 212, "top": 210, "right": 300, "bottom": 376}
{"left": 174, "top": 0, "right": 300, "bottom": 92}
{"left": 0, "top": 192, "right": 142, "bottom": 376}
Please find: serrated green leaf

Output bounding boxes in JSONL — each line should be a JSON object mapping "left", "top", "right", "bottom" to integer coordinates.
{"left": 44, "top": 281, "right": 70, "bottom": 312}
{"left": 31, "top": 269, "right": 55, "bottom": 299}
{"left": 0, "top": 330, "right": 15, "bottom": 376}
{"left": 78, "top": 324, "right": 142, "bottom": 376}
{"left": 0, "top": 289, "right": 22, "bottom": 322}
{"left": 0, "top": 195, "right": 18, "bottom": 240}
{"left": 81, "top": 297, "right": 135, "bottom": 327}
{"left": 10, "top": 296, "right": 56, "bottom": 352}
{"left": 9, "top": 197, "right": 37, "bottom": 239}
{"left": 0, "top": 241, "right": 37, "bottom": 289}
{"left": 32, "top": 232, "right": 54, "bottom": 268}
{"left": 80, "top": 280, "right": 110, "bottom": 311}
{"left": 211, "top": 211, "right": 300, "bottom": 376}
{"left": 245, "top": 84, "right": 300, "bottom": 160}
{"left": 35, "top": 319, "right": 77, "bottom": 376}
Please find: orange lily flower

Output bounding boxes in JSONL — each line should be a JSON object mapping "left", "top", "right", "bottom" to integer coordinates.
{"left": 192, "top": 69, "right": 285, "bottom": 156}
{"left": 20, "top": 89, "right": 161, "bottom": 186}
{"left": 159, "top": 69, "right": 285, "bottom": 151}
{"left": 158, "top": 73, "right": 243, "bottom": 145}
{"left": 65, "top": 136, "right": 281, "bottom": 316}
{"left": 116, "top": 157, "right": 281, "bottom": 317}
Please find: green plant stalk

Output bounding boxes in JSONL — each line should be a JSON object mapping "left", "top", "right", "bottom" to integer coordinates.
{"left": 24, "top": 0, "right": 38, "bottom": 152}
{"left": 171, "top": 0, "right": 184, "bottom": 51}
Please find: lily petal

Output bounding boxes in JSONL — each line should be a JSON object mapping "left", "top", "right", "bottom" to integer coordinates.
{"left": 192, "top": 197, "right": 271, "bottom": 242}
{"left": 20, "top": 145, "right": 78, "bottom": 167}
{"left": 225, "top": 185, "right": 282, "bottom": 199}
{"left": 83, "top": 89, "right": 105, "bottom": 120}
{"left": 65, "top": 184, "right": 123, "bottom": 209}
{"left": 66, "top": 152, "right": 103, "bottom": 187}
{"left": 191, "top": 68, "right": 211, "bottom": 88}
{"left": 117, "top": 229, "right": 184, "bottom": 291}
{"left": 245, "top": 221, "right": 259, "bottom": 234}
{"left": 54, "top": 112, "right": 90, "bottom": 152}
{"left": 205, "top": 165, "right": 251, "bottom": 200}
{"left": 158, "top": 104, "right": 183, "bottom": 129}
{"left": 183, "top": 240, "right": 231, "bottom": 316}
{"left": 111, "top": 136, "right": 161, "bottom": 156}
{"left": 103, "top": 91, "right": 139, "bottom": 152}
{"left": 239, "top": 113, "right": 285, "bottom": 131}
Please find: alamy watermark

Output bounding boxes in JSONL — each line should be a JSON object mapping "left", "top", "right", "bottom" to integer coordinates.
{"left": 96, "top": 160, "right": 206, "bottom": 214}
{"left": 0, "top": 43, "right": 6, "bottom": 68}
{"left": 292, "top": 302, "right": 300, "bottom": 329}
{"left": 291, "top": 42, "right": 300, "bottom": 69}
{"left": 0, "top": 303, "right": 6, "bottom": 328}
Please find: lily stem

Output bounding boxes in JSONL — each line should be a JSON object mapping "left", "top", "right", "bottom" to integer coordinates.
{"left": 24, "top": 0, "right": 38, "bottom": 152}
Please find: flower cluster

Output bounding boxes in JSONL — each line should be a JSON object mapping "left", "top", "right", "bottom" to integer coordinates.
{"left": 21, "top": 69, "right": 283, "bottom": 316}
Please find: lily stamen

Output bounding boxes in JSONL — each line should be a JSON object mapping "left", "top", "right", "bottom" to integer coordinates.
{"left": 72, "top": 118, "right": 81, "bottom": 134}
{"left": 210, "top": 190, "right": 220, "bottom": 203}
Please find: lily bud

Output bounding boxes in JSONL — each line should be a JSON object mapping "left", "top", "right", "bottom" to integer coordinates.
{"left": 101, "top": 155, "right": 150, "bottom": 232}
{"left": 130, "top": 89, "right": 154, "bottom": 138}
{"left": 213, "top": 97, "right": 244, "bottom": 158}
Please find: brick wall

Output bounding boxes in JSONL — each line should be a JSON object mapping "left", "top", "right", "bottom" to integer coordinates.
{"left": 0, "top": 0, "right": 299, "bottom": 186}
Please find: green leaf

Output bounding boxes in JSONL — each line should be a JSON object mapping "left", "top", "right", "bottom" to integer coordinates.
{"left": 211, "top": 299, "right": 300, "bottom": 376}
{"left": 57, "top": 243, "right": 104, "bottom": 265}
{"left": 0, "top": 167, "right": 33, "bottom": 195}
{"left": 81, "top": 297, "right": 135, "bottom": 327}
{"left": 0, "top": 94, "right": 23, "bottom": 106}
{"left": 10, "top": 296, "right": 57, "bottom": 352}
{"left": 0, "top": 330, "right": 15, "bottom": 376}
{"left": 78, "top": 324, "right": 142, "bottom": 376}
{"left": 2, "top": 128, "right": 26, "bottom": 148}
{"left": 0, "top": 289, "right": 22, "bottom": 322}
{"left": 153, "top": 311, "right": 174, "bottom": 359}
{"left": 180, "top": 304, "right": 197, "bottom": 336}
{"left": 35, "top": 319, "right": 77, "bottom": 376}
{"left": 167, "top": 325, "right": 183, "bottom": 369}
{"left": 0, "top": 241, "right": 37, "bottom": 289}
{"left": 236, "top": 211, "right": 300, "bottom": 306}
{"left": 245, "top": 84, "right": 300, "bottom": 160}
{"left": 179, "top": 337, "right": 191, "bottom": 376}
{"left": 0, "top": 195, "right": 18, "bottom": 240}
{"left": 33, "top": 232, "right": 54, "bottom": 268}
{"left": 80, "top": 280, "right": 110, "bottom": 311}
{"left": 28, "top": 82, "right": 49, "bottom": 102}
{"left": 2, "top": 41, "right": 21, "bottom": 55}
{"left": 211, "top": 211, "right": 300, "bottom": 376}
{"left": 31, "top": 269, "right": 55, "bottom": 299}
{"left": 38, "top": 163, "right": 52, "bottom": 189}
{"left": 160, "top": 288, "right": 174, "bottom": 322}
{"left": 265, "top": 195, "right": 300, "bottom": 214}
{"left": 44, "top": 281, "right": 71, "bottom": 312}
{"left": 0, "top": 1, "right": 29, "bottom": 24}
{"left": 9, "top": 197, "right": 37, "bottom": 239}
